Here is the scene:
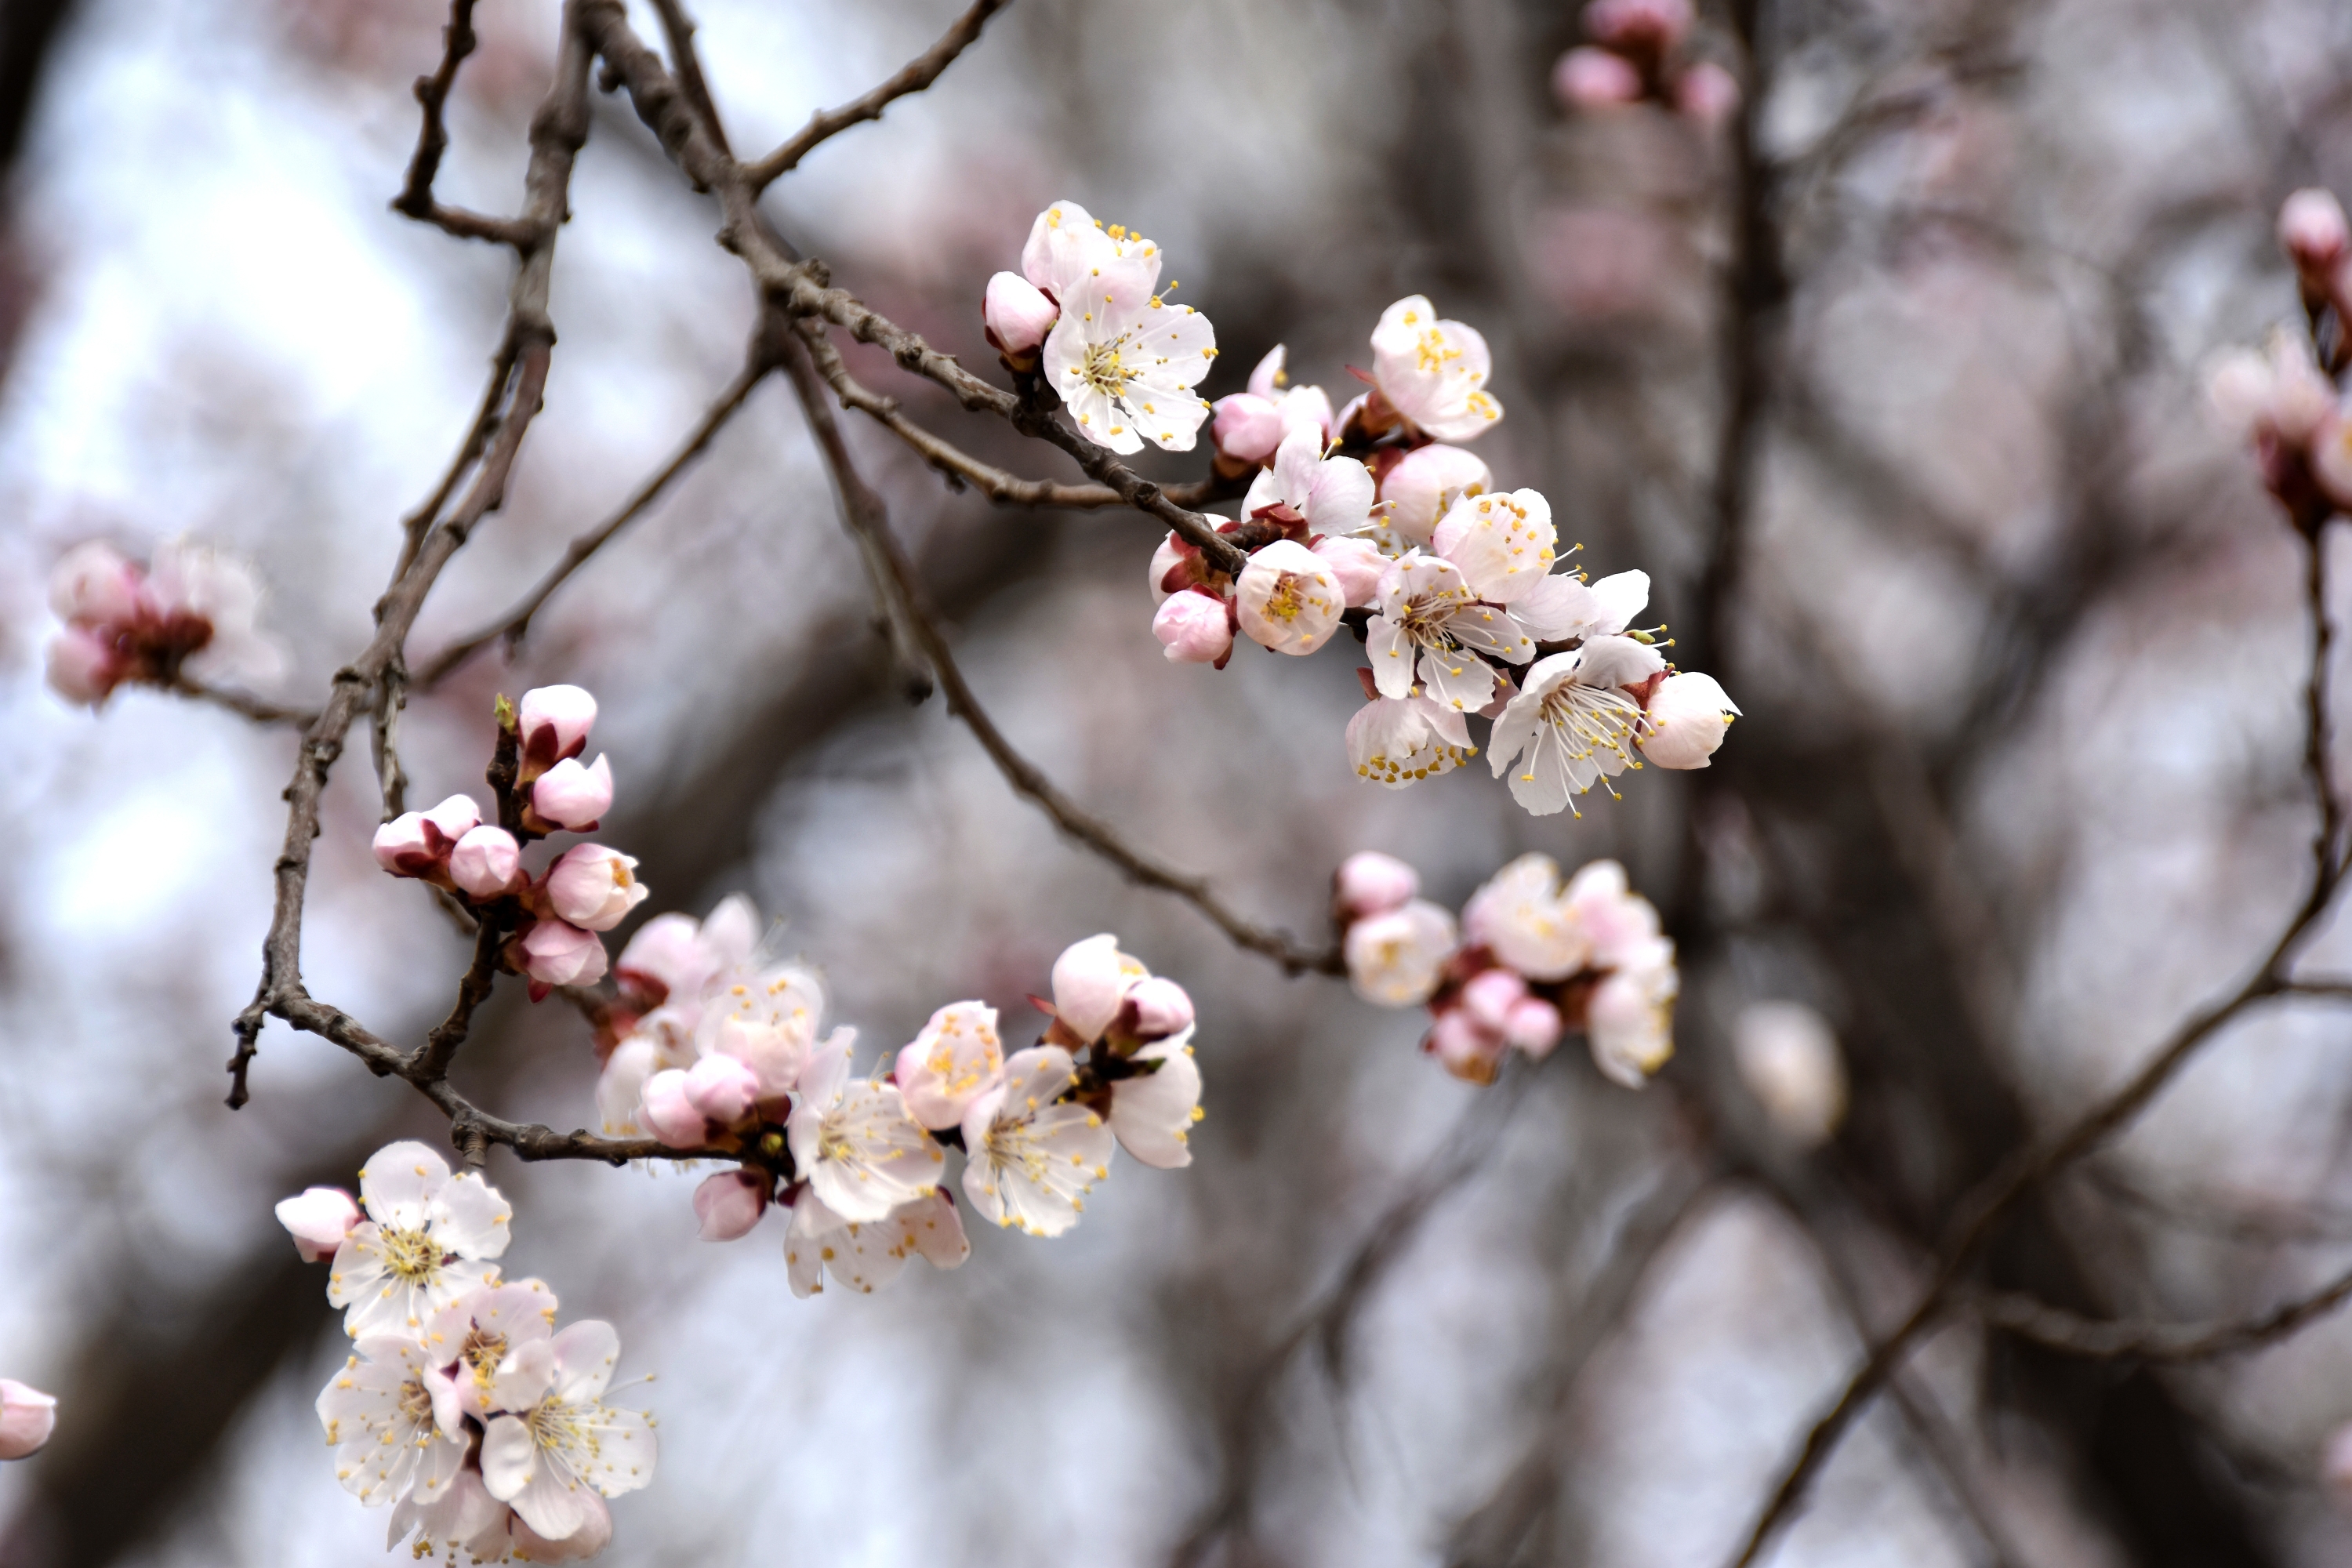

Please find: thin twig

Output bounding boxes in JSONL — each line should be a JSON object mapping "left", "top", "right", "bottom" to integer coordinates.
{"left": 1977, "top": 1258, "right": 2352, "bottom": 1363}
{"left": 391, "top": 0, "right": 535, "bottom": 247}
{"left": 742, "top": 0, "right": 1012, "bottom": 190}
{"left": 165, "top": 675, "right": 318, "bottom": 728}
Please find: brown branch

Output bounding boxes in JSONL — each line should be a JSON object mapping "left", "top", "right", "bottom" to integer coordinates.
{"left": 742, "top": 0, "right": 1011, "bottom": 191}
{"left": 420, "top": 338, "right": 774, "bottom": 688}
{"left": 774, "top": 327, "right": 1340, "bottom": 978}
{"left": 391, "top": 0, "right": 535, "bottom": 248}
{"left": 1977, "top": 1258, "right": 2352, "bottom": 1363}
{"left": 165, "top": 674, "right": 318, "bottom": 729}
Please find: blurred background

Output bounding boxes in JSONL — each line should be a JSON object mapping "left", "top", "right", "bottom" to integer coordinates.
{"left": 3, "top": 0, "right": 2352, "bottom": 1563}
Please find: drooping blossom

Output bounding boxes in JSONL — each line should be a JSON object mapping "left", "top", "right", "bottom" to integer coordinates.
{"left": 1025, "top": 199, "right": 1218, "bottom": 454}
{"left": 1334, "top": 850, "right": 1419, "bottom": 920}
{"left": 531, "top": 755, "right": 614, "bottom": 833}
{"left": 1109, "top": 1029, "right": 1204, "bottom": 1168}
{"left": 325, "top": 1142, "right": 513, "bottom": 1338}
{"left": 894, "top": 1001, "right": 1006, "bottom": 1131}
{"left": 276, "top": 1185, "right": 362, "bottom": 1262}
{"left": 519, "top": 919, "right": 609, "bottom": 997}
{"left": 1370, "top": 296, "right": 1503, "bottom": 443}
{"left": 316, "top": 1335, "right": 470, "bottom": 1508}
{"left": 613, "top": 895, "right": 759, "bottom": 1013}
{"left": 784, "top": 1186, "right": 970, "bottom": 1298}
{"left": 0, "top": 1381, "right": 56, "bottom": 1461}
{"left": 1637, "top": 671, "right": 1740, "bottom": 768}
{"left": 45, "top": 535, "right": 284, "bottom": 707}
{"left": 786, "top": 1030, "right": 945, "bottom": 1223}
{"left": 1486, "top": 635, "right": 1667, "bottom": 816}
{"left": 1235, "top": 539, "right": 1345, "bottom": 655}
{"left": 1347, "top": 688, "right": 1478, "bottom": 786}
{"left": 544, "top": 845, "right": 649, "bottom": 932}
{"left": 479, "top": 1320, "right": 657, "bottom": 1542}
{"left": 517, "top": 684, "right": 597, "bottom": 782}
{"left": 960, "top": 1046, "right": 1115, "bottom": 1236}
{"left": 1345, "top": 898, "right": 1459, "bottom": 1006}
{"left": 1734, "top": 1000, "right": 1846, "bottom": 1148}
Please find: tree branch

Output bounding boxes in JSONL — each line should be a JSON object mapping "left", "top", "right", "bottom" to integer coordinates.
{"left": 1977, "top": 1258, "right": 2352, "bottom": 1363}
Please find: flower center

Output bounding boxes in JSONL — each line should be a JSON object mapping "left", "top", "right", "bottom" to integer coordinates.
{"left": 1079, "top": 339, "right": 1131, "bottom": 398}
{"left": 461, "top": 1329, "right": 509, "bottom": 1392}
{"left": 378, "top": 1225, "right": 441, "bottom": 1285}
{"left": 1414, "top": 328, "right": 1461, "bottom": 375}
{"left": 1541, "top": 684, "right": 1641, "bottom": 765}
{"left": 398, "top": 1374, "right": 434, "bottom": 1428}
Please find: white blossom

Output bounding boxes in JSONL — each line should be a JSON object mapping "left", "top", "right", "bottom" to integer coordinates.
{"left": 1461, "top": 854, "right": 1590, "bottom": 981}
{"left": 315, "top": 1335, "right": 469, "bottom": 1509}
{"left": 1365, "top": 551, "right": 1525, "bottom": 714}
{"left": 960, "top": 1046, "right": 1115, "bottom": 1237}
{"left": 1370, "top": 295, "right": 1503, "bottom": 442}
{"left": 1486, "top": 635, "right": 1665, "bottom": 817}
{"left": 1638, "top": 670, "right": 1740, "bottom": 769}
{"left": 893, "top": 1000, "right": 1006, "bottom": 1131}
{"left": 1108, "top": 1029, "right": 1203, "bottom": 1168}
{"left": 479, "top": 1321, "right": 656, "bottom": 1543}
{"left": 1240, "top": 425, "right": 1375, "bottom": 536}
{"left": 1345, "top": 898, "right": 1459, "bottom": 1006}
{"left": 1586, "top": 947, "right": 1679, "bottom": 1087}
{"left": 1346, "top": 691, "right": 1477, "bottom": 786}
{"left": 1235, "top": 539, "right": 1345, "bottom": 655}
{"left": 783, "top": 1186, "right": 970, "bottom": 1298}
{"left": 327, "top": 1141, "right": 513, "bottom": 1338}
{"left": 786, "top": 1031, "right": 945, "bottom": 1223}
{"left": 1029, "top": 201, "right": 1217, "bottom": 454}
{"left": 1734, "top": 1000, "right": 1846, "bottom": 1147}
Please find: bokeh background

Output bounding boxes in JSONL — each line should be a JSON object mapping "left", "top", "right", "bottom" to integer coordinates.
{"left": 4, "top": 0, "right": 2352, "bottom": 1563}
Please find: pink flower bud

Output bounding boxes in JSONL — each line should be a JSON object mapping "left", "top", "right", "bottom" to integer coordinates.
{"left": 520, "top": 919, "right": 608, "bottom": 991}
{"left": 1428, "top": 1008, "right": 1508, "bottom": 1084}
{"left": 49, "top": 541, "right": 143, "bottom": 626}
{"left": 274, "top": 1186, "right": 361, "bottom": 1263}
{"left": 983, "top": 270, "right": 1059, "bottom": 360}
{"left": 1235, "top": 539, "right": 1344, "bottom": 656}
{"left": 1311, "top": 535, "right": 1386, "bottom": 608}
{"left": 683, "top": 1052, "right": 760, "bottom": 1125}
{"left": 2318, "top": 406, "right": 2352, "bottom": 508}
{"left": 1148, "top": 531, "right": 1189, "bottom": 603}
{"left": 0, "top": 1381, "right": 56, "bottom": 1461}
{"left": 448, "top": 826, "right": 523, "bottom": 899}
{"left": 1636, "top": 671, "right": 1740, "bottom": 769}
{"left": 639, "top": 1068, "right": 707, "bottom": 1149}
{"left": 1378, "top": 444, "right": 1492, "bottom": 549}
{"left": 423, "top": 793, "right": 481, "bottom": 843}
{"left": 1505, "top": 996, "right": 1565, "bottom": 1057}
{"left": 517, "top": 684, "right": 597, "bottom": 778}
{"left": 45, "top": 627, "right": 124, "bottom": 706}
{"left": 373, "top": 812, "right": 442, "bottom": 877}
{"left": 1461, "top": 967, "right": 1530, "bottom": 1032}
{"left": 1554, "top": 46, "right": 1642, "bottom": 108}
{"left": 1675, "top": 60, "right": 1741, "bottom": 127}
{"left": 692, "top": 1169, "right": 771, "bottom": 1242}
{"left": 1052, "top": 933, "right": 1143, "bottom": 1044}
{"left": 1153, "top": 589, "right": 1235, "bottom": 665}
{"left": 1126, "top": 976, "right": 1195, "bottom": 1040}
{"left": 1335, "top": 851, "right": 1419, "bottom": 920}
{"left": 544, "top": 844, "right": 648, "bottom": 931}
{"left": 1212, "top": 393, "right": 1287, "bottom": 465}
{"left": 1586, "top": 0, "right": 1690, "bottom": 51}
{"left": 2281, "top": 189, "right": 2350, "bottom": 274}
{"left": 532, "top": 753, "right": 613, "bottom": 831}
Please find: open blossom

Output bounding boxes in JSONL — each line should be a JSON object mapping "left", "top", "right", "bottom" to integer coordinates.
{"left": 1236, "top": 539, "right": 1344, "bottom": 655}
{"left": 1638, "top": 671, "right": 1740, "bottom": 768}
{"left": 1348, "top": 690, "right": 1478, "bottom": 786}
{"left": 521, "top": 919, "right": 609, "bottom": 996}
{"left": 1367, "top": 553, "right": 1520, "bottom": 713}
{"left": 1587, "top": 949, "right": 1678, "bottom": 1087}
{"left": 1378, "top": 444, "right": 1493, "bottom": 550}
{"left": 1109, "top": 1029, "right": 1203, "bottom": 1167}
{"left": 615, "top": 895, "right": 758, "bottom": 1011}
{"left": 0, "top": 1381, "right": 56, "bottom": 1461}
{"left": 46, "top": 535, "right": 284, "bottom": 706}
{"left": 1370, "top": 296, "right": 1503, "bottom": 442}
{"left": 1464, "top": 853, "right": 1595, "bottom": 980}
{"left": 1487, "top": 635, "right": 1665, "bottom": 816}
{"left": 517, "top": 684, "right": 596, "bottom": 780}
{"left": 960, "top": 1046, "right": 1115, "bottom": 1236}
{"left": 544, "top": 844, "right": 648, "bottom": 932}
{"left": 532, "top": 755, "right": 613, "bottom": 833}
{"left": 1026, "top": 198, "right": 1218, "bottom": 454}
{"left": 787, "top": 1031, "right": 945, "bottom": 1223}
{"left": 426, "top": 1278, "right": 561, "bottom": 1425}
{"left": 1735, "top": 1000, "right": 1846, "bottom": 1147}
{"left": 277, "top": 1185, "right": 362, "bottom": 1262}
{"left": 895, "top": 1001, "right": 1005, "bottom": 1131}
{"left": 479, "top": 1320, "right": 656, "bottom": 1542}
{"left": 325, "top": 1142, "right": 513, "bottom": 1338}
{"left": 1243, "top": 425, "right": 1376, "bottom": 538}
{"left": 317, "top": 1335, "right": 470, "bottom": 1508}
{"left": 1345, "top": 898, "right": 1459, "bottom": 1005}
{"left": 785, "top": 1186, "right": 970, "bottom": 1298}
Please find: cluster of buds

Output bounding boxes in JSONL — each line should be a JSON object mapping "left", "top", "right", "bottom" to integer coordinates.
{"left": 1551, "top": 0, "right": 1740, "bottom": 127}
{"left": 982, "top": 198, "right": 1218, "bottom": 455}
{"left": 0, "top": 1379, "right": 56, "bottom": 1461}
{"left": 276, "top": 1144, "right": 653, "bottom": 1562}
{"left": 2209, "top": 188, "right": 2352, "bottom": 528}
{"left": 372, "top": 685, "right": 637, "bottom": 1000}
{"left": 1339, "top": 851, "right": 1677, "bottom": 1087}
{"left": 590, "top": 905, "right": 1203, "bottom": 1293}
{"left": 44, "top": 535, "right": 283, "bottom": 706}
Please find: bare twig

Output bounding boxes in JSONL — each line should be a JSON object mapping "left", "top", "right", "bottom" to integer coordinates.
{"left": 165, "top": 675, "right": 318, "bottom": 729}
{"left": 742, "top": 0, "right": 1012, "bottom": 190}
{"left": 391, "top": 0, "right": 535, "bottom": 248}
{"left": 1977, "top": 1258, "right": 2352, "bottom": 1363}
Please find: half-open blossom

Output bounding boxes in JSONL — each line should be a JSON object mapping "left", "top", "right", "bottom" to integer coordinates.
{"left": 960, "top": 1046, "right": 1114, "bottom": 1236}
{"left": 698, "top": 963, "right": 832, "bottom": 1100}
{"left": 1348, "top": 691, "right": 1478, "bottom": 786}
{"left": 1335, "top": 850, "right": 1419, "bottom": 920}
{"left": 1379, "top": 444, "right": 1493, "bottom": 550}
{"left": 693, "top": 1169, "right": 771, "bottom": 1242}
{"left": 1109, "top": 1029, "right": 1203, "bottom": 1167}
{"left": 1487, "top": 635, "right": 1664, "bottom": 816}
{"left": 1432, "top": 488, "right": 1560, "bottom": 607}
{"left": 787, "top": 1032, "right": 944, "bottom": 1223}
{"left": 1211, "top": 346, "right": 1336, "bottom": 468}
{"left": 520, "top": 919, "right": 608, "bottom": 995}
{"left": 1033, "top": 203, "right": 1217, "bottom": 454}
{"left": 894, "top": 1001, "right": 1005, "bottom": 1131}
{"left": 614, "top": 894, "right": 760, "bottom": 1011}
{"left": 424, "top": 1278, "right": 560, "bottom": 1425}
{"left": 532, "top": 754, "right": 613, "bottom": 833}
{"left": 1463, "top": 853, "right": 1590, "bottom": 980}
{"left": 317, "top": 1336, "right": 469, "bottom": 1507}
{"left": 1243, "top": 426, "right": 1377, "bottom": 538}
{"left": 1370, "top": 296, "right": 1503, "bottom": 443}
{"left": 326, "top": 1142, "right": 512, "bottom": 1338}
{"left": 1556, "top": 857, "right": 1662, "bottom": 971}
{"left": 0, "top": 1381, "right": 56, "bottom": 1461}
{"left": 784, "top": 1187, "right": 970, "bottom": 1298}
{"left": 597, "top": 1035, "right": 677, "bottom": 1140}
{"left": 1236, "top": 539, "right": 1344, "bottom": 655}
{"left": 545, "top": 844, "right": 648, "bottom": 932}
{"left": 1638, "top": 671, "right": 1740, "bottom": 768}
{"left": 683, "top": 1053, "right": 760, "bottom": 1125}
{"left": 2281, "top": 188, "right": 2351, "bottom": 277}
{"left": 277, "top": 1186, "right": 362, "bottom": 1263}
{"left": 449, "top": 826, "right": 523, "bottom": 900}
{"left": 372, "top": 794, "right": 481, "bottom": 879}
{"left": 517, "top": 684, "right": 596, "bottom": 780}
{"left": 984, "top": 270, "right": 1059, "bottom": 364}
{"left": 1154, "top": 589, "right": 1235, "bottom": 664}
{"left": 479, "top": 1320, "right": 656, "bottom": 1542}
{"left": 1734, "top": 1000, "right": 1846, "bottom": 1147}
{"left": 1587, "top": 949, "right": 1678, "bottom": 1086}
{"left": 1554, "top": 45, "right": 1642, "bottom": 107}
{"left": 44, "top": 535, "right": 282, "bottom": 705}
{"left": 1345, "top": 898, "right": 1459, "bottom": 1006}
{"left": 1050, "top": 933, "right": 1149, "bottom": 1043}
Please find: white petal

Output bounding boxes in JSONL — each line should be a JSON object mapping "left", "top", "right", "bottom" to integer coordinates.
{"left": 1587, "top": 570, "right": 1650, "bottom": 634}
{"left": 358, "top": 1141, "right": 449, "bottom": 1232}
{"left": 479, "top": 1414, "right": 539, "bottom": 1503}
{"left": 1366, "top": 615, "right": 1417, "bottom": 700}
{"left": 1109, "top": 1034, "right": 1202, "bottom": 1169}
{"left": 430, "top": 1171, "right": 513, "bottom": 1260}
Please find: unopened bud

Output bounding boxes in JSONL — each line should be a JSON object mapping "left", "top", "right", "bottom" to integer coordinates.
{"left": 1334, "top": 851, "right": 1420, "bottom": 920}
{"left": 1310, "top": 535, "right": 1386, "bottom": 608}
{"left": 1211, "top": 393, "right": 1287, "bottom": 466}
{"left": 273, "top": 1186, "right": 361, "bottom": 1263}
{"left": 1675, "top": 60, "right": 1741, "bottom": 128}
{"left": 45, "top": 627, "right": 124, "bottom": 707}
{"left": 1153, "top": 590, "right": 1235, "bottom": 665}
{"left": 683, "top": 1052, "right": 760, "bottom": 1126}
{"left": 1554, "top": 46, "right": 1642, "bottom": 108}
{"left": 639, "top": 1069, "right": 707, "bottom": 1149}
{"left": 49, "top": 541, "right": 143, "bottom": 627}
{"left": 2281, "top": 189, "right": 2351, "bottom": 275}
{"left": 0, "top": 1381, "right": 56, "bottom": 1461}
{"left": 532, "top": 754, "right": 613, "bottom": 832}
{"left": 1733, "top": 1000, "right": 1846, "bottom": 1148}
{"left": 519, "top": 919, "right": 608, "bottom": 992}
{"left": 983, "top": 271, "right": 1058, "bottom": 364}
{"left": 1126, "top": 976, "right": 1195, "bottom": 1040}
{"left": 517, "top": 684, "right": 597, "bottom": 780}
{"left": 448, "top": 826, "right": 524, "bottom": 900}
{"left": 692, "top": 1169, "right": 771, "bottom": 1242}
{"left": 544, "top": 844, "right": 648, "bottom": 931}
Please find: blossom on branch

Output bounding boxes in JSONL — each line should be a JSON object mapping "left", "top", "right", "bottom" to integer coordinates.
{"left": 1236, "top": 539, "right": 1344, "bottom": 655}
{"left": 0, "top": 1381, "right": 56, "bottom": 1461}
{"left": 960, "top": 1045, "right": 1112, "bottom": 1236}
{"left": 326, "top": 1141, "right": 513, "bottom": 1338}
{"left": 478, "top": 1321, "right": 656, "bottom": 1543}
{"left": 276, "top": 1185, "right": 362, "bottom": 1262}
{"left": 45, "top": 535, "right": 284, "bottom": 707}
{"left": 787, "top": 1030, "right": 945, "bottom": 1223}
{"left": 784, "top": 1186, "right": 970, "bottom": 1298}
{"left": 517, "top": 684, "right": 597, "bottom": 782}
{"left": 317, "top": 1335, "right": 470, "bottom": 1508}
{"left": 1369, "top": 296, "right": 1503, "bottom": 443}
{"left": 1020, "top": 198, "right": 1219, "bottom": 454}
{"left": 1212, "top": 345, "right": 1336, "bottom": 470}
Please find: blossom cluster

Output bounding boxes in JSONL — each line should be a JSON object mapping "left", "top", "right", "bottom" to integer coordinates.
{"left": 372, "top": 684, "right": 636, "bottom": 998}
{"left": 0, "top": 1379, "right": 56, "bottom": 1461}
{"left": 276, "top": 1144, "right": 653, "bottom": 1563}
{"left": 45, "top": 535, "right": 282, "bottom": 706}
{"left": 2209, "top": 188, "right": 2352, "bottom": 521}
{"left": 1551, "top": 0, "right": 1740, "bottom": 126}
{"left": 1338, "top": 850, "right": 1677, "bottom": 1087}
{"left": 592, "top": 908, "right": 1204, "bottom": 1293}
